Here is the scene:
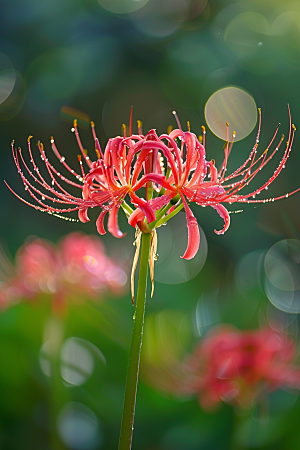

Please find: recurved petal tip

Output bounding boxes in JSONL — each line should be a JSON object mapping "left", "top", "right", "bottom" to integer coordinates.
{"left": 96, "top": 210, "right": 107, "bottom": 235}
{"left": 211, "top": 204, "right": 230, "bottom": 235}
{"left": 78, "top": 208, "right": 90, "bottom": 223}
{"left": 108, "top": 206, "right": 126, "bottom": 238}
{"left": 181, "top": 204, "right": 200, "bottom": 260}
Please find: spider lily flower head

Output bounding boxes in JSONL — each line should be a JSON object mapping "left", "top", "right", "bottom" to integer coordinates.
{"left": 184, "top": 326, "right": 300, "bottom": 409}
{"left": 0, "top": 232, "right": 127, "bottom": 312}
{"left": 5, "top": 107, "right": 300, "bottom": 263}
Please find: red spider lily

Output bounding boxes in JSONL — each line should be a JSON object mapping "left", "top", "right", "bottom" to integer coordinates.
{"left": 184, "top": 326, "right": 300, "bottom": 409}
{"left": 129, "top": 108, "right": 299, "bottom": 259}
{"left": 0, "top": 232, "right": 127, "bottom": 311}
{"left": 5, "top": 108, "right": 299, "bottom": 260}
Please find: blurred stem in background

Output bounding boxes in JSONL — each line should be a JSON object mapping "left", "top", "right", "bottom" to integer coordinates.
{"left": 46, "top": 312, "right": 67, "bottom": 450}
{"left": 118, "top": 232, "right": 151, "bottom": 450}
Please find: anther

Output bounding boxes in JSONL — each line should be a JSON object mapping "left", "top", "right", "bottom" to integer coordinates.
{"left": 27, "top": 136, "right": 33, "bottom": 142}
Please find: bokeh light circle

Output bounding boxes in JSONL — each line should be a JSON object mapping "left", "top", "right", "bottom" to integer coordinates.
{"left": 57, "top": 402, "right": 102, "bottom": 450}
{"left": 98, "top": 0, "right": 149, "bottom": 14}
{"left": 0, "top": 54, "right": 16, "bottom": 105}
{"left": 265, "top": 240, "right": 300, "bottom": 292}
{"left": 204, "top": 86, "right": 257, "bottom": 141}
{"left": 235, "top": 250, "right": 265, "bottom": 301}
{"left": 264, "top": 239, "right": 300, "bottom": 313}
{"left": 60, "top": 338, "right": 95, "bottom": 386}
{"left": 224, "top": 12, "right": 270, "bottom": 56}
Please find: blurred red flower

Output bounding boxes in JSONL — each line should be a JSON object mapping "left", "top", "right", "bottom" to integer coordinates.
{"left": 184, "top": 326, "right": 300, "bottom": 409}
{"left": 0, "top": 232, "right": 127, "bottom": 311}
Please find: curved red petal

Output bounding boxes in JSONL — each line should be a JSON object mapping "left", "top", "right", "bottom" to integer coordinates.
{"left": 96, "top": 210, "right": 107, "bottom": 235}
{"left": 128, "top": 193, "right": 175, "bottom": 228}
{"left": 133, "top": 173, "right": 174, "bottom": 192}
{"left": 78, "top": 208, "right": 90, "bottom": 223}
{"left": 211, "top": 204, "right": 230, "bottom": 235}
{"left": 180, "top": 196, "right": 200, "bottom": 260}
{"left": 130, "top": 192, "right": 156, "bottom": 224}
{"left": 128, "top": 208, "right": 145, "bottom": 228}
{"left": 108, "top": 205, "right": 126, "bottom": 238}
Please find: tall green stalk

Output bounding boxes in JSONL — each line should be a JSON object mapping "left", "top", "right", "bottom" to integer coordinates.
{"left": 47, "top": 314, "right": 67, "bottom": 450}
{"left": 118, "top": 232, "right": 152, "bottom": 450}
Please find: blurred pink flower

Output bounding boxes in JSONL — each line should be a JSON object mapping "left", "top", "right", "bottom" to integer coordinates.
{"left": 0, "top": 232, "right": 127, "bottom": 312}
{"left": 185, "top": 326, "right": 300, "bottom": 409}
{"left": 5, "top": 109, "right": 300, "bottom": 260}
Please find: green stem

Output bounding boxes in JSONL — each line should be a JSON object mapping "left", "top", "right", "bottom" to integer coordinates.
{"left": 47, "top": 314, "right": 67, "bottom": 450}
{"left": 121, "top": 201, "right": 134, "bottom": 217}
{"left": 118, "top": 232, "right": 152, "bottom": 450}
{"left": 154, "top": 202, "right": 184, "bottom": 228}
{"left": 153, "top": 202, "right": 172, "bottom": 225}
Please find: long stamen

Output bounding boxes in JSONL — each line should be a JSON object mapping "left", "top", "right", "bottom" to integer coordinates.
{"left": 50, "top": 136, "right": 81, "bottom": 179}
{"left": 77, "top": 155, "right": 86, "bottom": 178}
{"left": 73, "top": 120, "right": 92, "bottom": 168}
{"left": 137, "top": 120, "right": 143, "bottom": 135}
{"left": 172, "top": 111, "right": 182, "bottom": 130}
{"left": 129, "top": 106, "right": 133, "bottom": 136}
{"left": 201, "top": 125, "right": 206, "bottom": 149}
